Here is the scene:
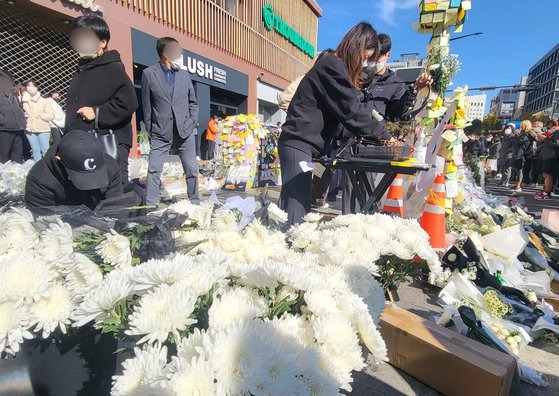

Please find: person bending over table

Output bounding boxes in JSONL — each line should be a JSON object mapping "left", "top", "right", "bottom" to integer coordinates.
{"left": 278, "top": 22, "right": 390, "bottom": 226}
{"left": 25, "top": 130, "right": 123, "bottom": 210}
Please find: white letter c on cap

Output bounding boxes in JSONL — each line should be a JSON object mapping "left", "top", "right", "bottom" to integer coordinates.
{"left": 84, "top": 158, "right": 97, "bottom": 170}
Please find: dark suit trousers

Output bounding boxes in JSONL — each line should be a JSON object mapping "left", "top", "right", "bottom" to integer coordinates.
{"left": 0, "top": 130, "right": 25, "bottom": 163}
{"left": 146, "top": 123, "right": 199, "bottom": 206}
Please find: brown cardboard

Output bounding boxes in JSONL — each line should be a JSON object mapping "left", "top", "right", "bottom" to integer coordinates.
{"left": 379, "top": 305, "right": 517, "bottom": 396}
{"left": 548, "top": 281, "right": 559, "bottom": 313}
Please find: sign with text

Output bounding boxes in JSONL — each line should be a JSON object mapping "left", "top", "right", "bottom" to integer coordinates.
{"left": 263, "top": 4, "right": 315, "bottom": 58}
{"left": 185, "top": 56, "right": 227, "bottom": 85}
{"left": 65, "top": 0, "right": 102, "bottom": 12}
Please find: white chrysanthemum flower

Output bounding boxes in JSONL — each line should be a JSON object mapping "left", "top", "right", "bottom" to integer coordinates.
{"left": 265, "top": 314, "right": 315, "bottom": 348}
{"left": 0, "top": 301, "right": 32, "bottom": 355}
{"left": 267, "top": 203, "right": 288, "bottom": 224}
{"left": 174, "top": 328, "right": 211, "bottom": 362}
{"left": 168, "top": 199, "right": 198, "bottom": 216}
{"left": 71, "top": 274, "right": 132, "bottom": 327}
{"left": 128, "top": 254, "right": 200, "bottom": 292}
{"left": 189, "top": 202, "right": 215, "bottom": 229}
{"left": 111, "top": 343, "right": 169, "bottom": 396}
{"left": 38, "top": 219, "right": 74, "bottom": 264}
{"left": 30, "top": 283, "right": 74, "bottom": 338}
{"left": 126, "top": 283, "right": 198, "bottom": 344}
{"left": 96, "top": 229, "right": 132, "bottom": 271}
{"left": 312, "top": 315, "right": 363, "bottom": 368}
{"left": 0, "top": 209, "right": 39, "bottom": 254}
{"left": 209, "top": 321, "right": 268, "bottom": 395}
{"left": 211, "top": 207, "right": 240, "bottom": 232}
{"left": 357, "top": 310, "right": 388, "bottom": 363}
{"left": 287, "top": 222, "right": 320, "bottom": 251}
{"left": 208, "top": 287, "right": 268, "bottom": 330}
{"left": 303, "top": 212, "right": 323, "bottom": 223}
{"left": 0, "top": 253, "right": 57, "bottom": 304}
{"left": 166, "top": 356, "right": 215, "bottom": 395}
{"left": 64, "top": 253, "right": 104, "bottom": 299}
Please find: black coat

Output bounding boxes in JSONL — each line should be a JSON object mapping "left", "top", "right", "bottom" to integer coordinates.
{"left": 512, "top": 133, "right": 534, "bottom": 160}
{"left": 0, "top": 91, "right": 26, "bottom": 131}
{"left": 279, "top": 53, "right": 389, "bottom": 155}
{"left": 25, "top": 142, "right": 123, "bottom": 210}
{"left": 498, "top": 134, "right": 515, "bottom": 162}
{"left": 362, "top": 69, "right": 415, "bottom": 121}
{"left": 65, "top": 50, "right": 138, "bottom": 146}
{"left": 540, "top": 130, "right": 559, "bottom": 161}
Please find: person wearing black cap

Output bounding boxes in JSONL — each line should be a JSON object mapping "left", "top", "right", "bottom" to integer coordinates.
{"left": 24, "top": 130, "right": 123, "bottom": 209}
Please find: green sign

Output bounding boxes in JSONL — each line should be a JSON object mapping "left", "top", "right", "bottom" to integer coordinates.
{"left": 263, "top": 4, "right": 315, "bottom": 59}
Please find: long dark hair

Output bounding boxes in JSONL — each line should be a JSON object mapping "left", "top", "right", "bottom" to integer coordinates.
{"left": 335, "top": 22, "right": 379, "bottom": 88}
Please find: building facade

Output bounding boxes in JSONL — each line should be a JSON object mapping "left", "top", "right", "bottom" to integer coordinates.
{"left": 525, "top": 43, "right": 559, "bottom": 119}
{"left": 386, "top": 53, "right": 427, "bottom": 83}
{"left": 0, "top": 0, "right": 321, "bottom": 153}
{"left": 464, "top": 94, "right": 486, "bottom": 122}
{"left": 489, "top": 89, "right": 519, "bottom": 122}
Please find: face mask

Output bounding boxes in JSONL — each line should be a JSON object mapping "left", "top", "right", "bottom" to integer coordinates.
{"left": 170, "top": 54, "right": 184, "bottom": 70}
{"left": 372, "top": 61, "right": 386, "bottom": 74}
{"left": 73, "top": 40, "right": 102, "bottom": 59}
{"left": 504, "top": 129, "right": 512, "bottom": 135}
{"left": 542, "top": 127, "right": 548, "bottom": 132}
{"left": 27, "top": 87, "right": 38, "bottom": 95}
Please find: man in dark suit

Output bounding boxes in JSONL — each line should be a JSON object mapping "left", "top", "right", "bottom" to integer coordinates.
{"left": 142, "top": 37, "right": 200, "bottom": 206}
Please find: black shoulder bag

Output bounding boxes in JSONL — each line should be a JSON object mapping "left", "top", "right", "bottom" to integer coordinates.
{"left": 90, "top": 107, "right": 119, "bottom": 161}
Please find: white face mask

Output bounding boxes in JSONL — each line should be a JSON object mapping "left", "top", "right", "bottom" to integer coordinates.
{"left": 504, "top": 128, "right": 512, "bottom": 135}
{"left": 73, "top": 40, "right": 102, "bottom": 59}
{"left": 27, "top": 86, "right": 38, "bottom": 95}
{"left": 373, "top": 61, "right": 386, "bottom": 74}
{"left": 170, "top": 54, "right": 184, "bottom": 70}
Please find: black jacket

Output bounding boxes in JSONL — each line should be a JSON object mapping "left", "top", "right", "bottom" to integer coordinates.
{"left": 65, "top": 50, "right": 138, "bottom": 146}
{"left": 488, "top": 141, "right": 501, "bottom": 159}
{"left": 0, "top": 91, "right": 26, "bottom": 131}
{"left": 279, "top": 53, "right": 389, "bottom": 155}
{"left": 512, "top": 133, "right": 534, "bottom": 160}
{"left": 362, "top": 69, "right": 415, "bottom": 121}
{"left": 498, "top": 134, "right": 515, "bottom": 162}
{"left": 540, "top": 130, "right": 559, "bottom": 161}
{"left": 25, "top": 142, "right": 123, "bottom": 210}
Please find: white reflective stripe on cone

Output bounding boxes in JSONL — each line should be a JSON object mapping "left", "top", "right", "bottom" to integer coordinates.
{"left": 424, "top": 204, "right": 446, "bottom": 215}
{"left": 433, "top": 183, "right": 446, "bottom": 193}
{"left": 391, "top": 178, "right": 403, "bottom": 187}
{"left": 384, "top": 199, "right": 403, "bottom": 207}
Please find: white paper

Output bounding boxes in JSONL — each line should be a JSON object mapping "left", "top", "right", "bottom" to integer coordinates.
{"left": 445, "top": 179, "right": 459, "bottom": 198}
{"left": 299, "top": 161, "right": 315, "bottom": 173}
{"left": 312, "top": 163, "right": 326, "bottom": 178}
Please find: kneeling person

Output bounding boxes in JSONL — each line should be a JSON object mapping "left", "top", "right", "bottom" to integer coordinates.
{"left": 25, "top": 130, "right": 123, "bottom": 209}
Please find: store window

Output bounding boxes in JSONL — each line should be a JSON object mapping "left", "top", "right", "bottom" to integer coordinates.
{"left": 0, "top": 6, "right": 78, "bottom": 106}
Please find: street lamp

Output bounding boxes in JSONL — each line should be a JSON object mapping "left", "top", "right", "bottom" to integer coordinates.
{"left": 449, "top": 32, "right": 483, "bottom": 42}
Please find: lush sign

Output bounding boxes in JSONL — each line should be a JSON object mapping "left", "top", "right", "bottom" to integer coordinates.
{"left": 263, "top": 4, "right": 315, "bottom": 59}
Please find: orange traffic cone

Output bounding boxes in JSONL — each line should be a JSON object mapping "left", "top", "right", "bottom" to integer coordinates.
{"left": 420, "top": 174, "right": 446, "bottom": 249}
{"left": 383, "top": 174, "right": 404, "bottom": 217}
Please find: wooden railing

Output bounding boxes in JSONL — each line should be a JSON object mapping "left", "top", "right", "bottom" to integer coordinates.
{"left": 114, "top": 0, "right": 319, "bottom": 81}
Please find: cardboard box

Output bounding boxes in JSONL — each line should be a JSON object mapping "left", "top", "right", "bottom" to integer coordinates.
{"left": 379, "top": 305, "right": 517, "bottom": 396}
{"left": 541, "top": 209, "right": 559, "bottom": 233}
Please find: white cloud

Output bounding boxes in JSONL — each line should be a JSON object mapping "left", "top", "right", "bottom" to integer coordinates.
{"left": 376, "top": 0, "right": 420, "bottom": 25}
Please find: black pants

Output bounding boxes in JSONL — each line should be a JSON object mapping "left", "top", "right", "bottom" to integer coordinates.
{"left": 522, "top": 158, "right": 536, "bottom": 184}
{"left": 0, "top": 130, "right": 25, "bottom": 163}
{"left": 118, "top": 143, "right": 131, "bottom": 186}
{"left": 207, "top": 140, "right": 215, "bottom": 160}
{"left": 278, "top": 143, "right": 315, "bottom": 226}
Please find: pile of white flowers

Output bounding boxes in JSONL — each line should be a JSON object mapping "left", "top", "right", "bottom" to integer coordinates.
{"left": 0, "top": 160, "right": 34, "bottom": 196}
{"left": 0, "top": 199, "right": 444, "bottom": 395}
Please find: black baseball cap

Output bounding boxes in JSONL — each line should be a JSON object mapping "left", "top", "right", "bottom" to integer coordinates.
{"left": 58, "top": 130, "right": 109, "bottom": 191}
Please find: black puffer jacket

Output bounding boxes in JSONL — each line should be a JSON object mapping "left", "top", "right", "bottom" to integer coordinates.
{"left": 65, "top": 50, "right": 138, "bottom": 145}
{"left": 0, "top": 91, "right": 26, "bottom": 131}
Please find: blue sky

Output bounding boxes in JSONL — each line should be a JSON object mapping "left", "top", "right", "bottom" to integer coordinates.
{"left": 317, "top": 0, "right": 559, "bottom": 115}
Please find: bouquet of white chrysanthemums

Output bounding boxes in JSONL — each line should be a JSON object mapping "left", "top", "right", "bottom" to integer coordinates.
{"left": 0, "top": 199, "right": 443, "bottom": 395}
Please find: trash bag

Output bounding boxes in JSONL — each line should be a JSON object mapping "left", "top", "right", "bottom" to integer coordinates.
{"left": 458, "top": 306, "right": 522, "bottom": 395}
{"left": 29, "top": 204, "right": 116, "bottom": 233}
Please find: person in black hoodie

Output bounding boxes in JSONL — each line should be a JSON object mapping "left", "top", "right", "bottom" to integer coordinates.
{"left": 278, "top": 22, "right": 390, "bottom": 226}
{"left": 535, "top": 120, "right": 559, "bottom": 200}
{"left": 0, "top": 68, "right": 26, "bottom": 163}
{"left": 25, "top": 130, "right": 123, "bottom": 210}
{"left": 65, "top": 14, "right": 138, "bottom": 184}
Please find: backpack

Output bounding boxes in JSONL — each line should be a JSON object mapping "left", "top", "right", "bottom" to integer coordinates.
{"left": 277, "top": 75, "right": 305, "bottom": 112}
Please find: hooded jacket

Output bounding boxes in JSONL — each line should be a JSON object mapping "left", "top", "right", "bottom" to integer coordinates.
{"left": 65, "top": 50, "right": 138, "bottom": 145}
{"left": 25, "top": 141, "right": 123, "bottom": 209}
{"left": 0, "top": 90, "right": 26, "bottom": 131}
{"left": 279, "top": 53, "right": 389, "bottom": 155}
{"left": 362, "top": 69, "right": 415, "bottom": 121}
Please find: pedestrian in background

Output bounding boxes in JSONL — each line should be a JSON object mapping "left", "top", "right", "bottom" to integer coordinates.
{"left": 47, "top": 91, "right": 65, "bottom": 145}
{"left": 486, "top": 134, "right": 500, "bottom": 178}
{"left": 511, "top": 120, "right": 534, "bottom": 192}
{"left": 535, "top": 120, "right": 559, "bottom": 200}
{"left": 497, "top": 124, "right": 515, "bottom": 186}
{"left": 205, "top": 115, "right": 220, "bottom": 160}
{"left": 22, "top": 80, "right": 54, "bottom": 161}
{"left": 141, "top": 36, "right": 200, "bottom": 207}
{"left": 0, "top": 68, "right": 26, "bottom": 163}
{"left": 66, "top": 14, "right": 138, "bottom": 184}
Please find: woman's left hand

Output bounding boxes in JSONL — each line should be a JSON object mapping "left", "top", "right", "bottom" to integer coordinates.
{"left": 77, "top": 106, "right": 95, "bottom": 122}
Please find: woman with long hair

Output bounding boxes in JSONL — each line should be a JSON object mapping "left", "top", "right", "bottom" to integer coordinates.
{"left": 511, "top": 120, "right": 534, "bottom": 192}
{"left": 278, "top": 22, "right": 389, "bottom": 226}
